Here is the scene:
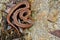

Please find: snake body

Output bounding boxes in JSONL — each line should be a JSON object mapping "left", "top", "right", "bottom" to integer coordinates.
{"left": 7, "top": 1, "right": 33, "bottom": 35}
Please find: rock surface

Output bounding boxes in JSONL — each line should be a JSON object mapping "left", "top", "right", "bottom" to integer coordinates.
{"left": 24, "top": 0, "right": 60, "bottom": 40}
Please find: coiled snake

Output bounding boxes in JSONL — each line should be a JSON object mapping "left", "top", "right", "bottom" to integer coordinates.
{"left": 7, "top": 1, "right": 34, "bottom": 35}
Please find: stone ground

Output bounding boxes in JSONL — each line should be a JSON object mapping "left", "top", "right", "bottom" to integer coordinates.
{"left": 0, "top": 0, "right": 60, "bottom": 40}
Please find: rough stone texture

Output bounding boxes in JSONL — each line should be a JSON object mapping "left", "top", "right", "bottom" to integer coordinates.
{"left": 0, "top": 0, "right": 9, "bottom": 3}
{"left": 24, "top": 0, "right": 60, "bottom": 40}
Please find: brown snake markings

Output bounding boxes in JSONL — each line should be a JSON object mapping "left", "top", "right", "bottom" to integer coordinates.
{"left": 7, "top": 1, "right": 34, "bottom": 35}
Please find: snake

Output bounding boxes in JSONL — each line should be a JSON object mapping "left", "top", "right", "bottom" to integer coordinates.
{"left": 7, "top": 1, "right": 34, "bottom": 35}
